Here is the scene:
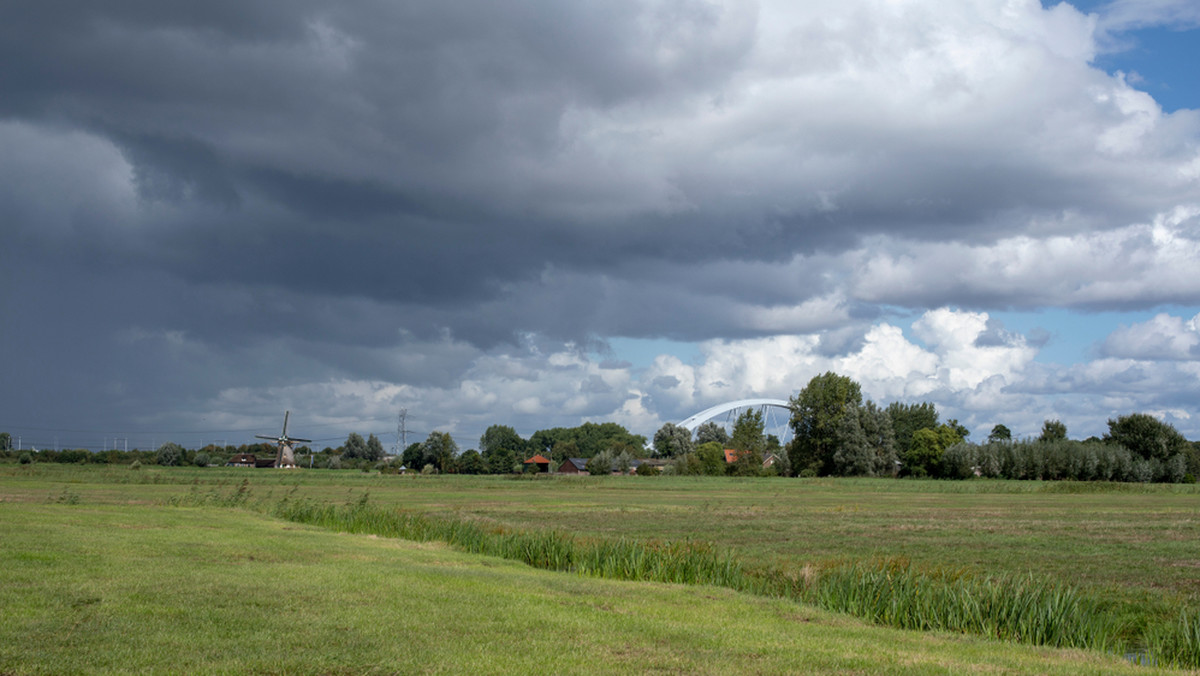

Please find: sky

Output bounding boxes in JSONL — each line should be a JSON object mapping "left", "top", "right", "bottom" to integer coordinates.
{"left": 3, "top": 0, "right": 1200, "bottom": 453}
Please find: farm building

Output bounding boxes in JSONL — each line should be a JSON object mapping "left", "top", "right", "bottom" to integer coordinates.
{"left": 558, "top": 457, "right": 589, "bottom": 474}
{"left": 225, "top": 453, "right": 278, "bottom": 468}
{"left": 523, "top": 454, "right": 551, "bottom": 473}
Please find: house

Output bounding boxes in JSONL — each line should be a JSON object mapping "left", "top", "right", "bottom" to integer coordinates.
{"left": 637, "top": 458, "right": 669, "bottom": 474}
{"left": 558, "top": 457, "right": 589, "bottom": 475}
{"left": 226, "top": 453, "right": 257, "bottom": 467}
{"left": 724, "top": 449, "right": 778, "bottom": 470}
{"left": 523, "top": 454, "right": 551, "bottom": 473}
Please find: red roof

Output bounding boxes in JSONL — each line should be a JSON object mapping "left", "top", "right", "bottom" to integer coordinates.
{"left": 723, "top": 449, "right": 740, "bottom": 463}
{"left": 524, "top": 454, "right": 552, "bottom": 464}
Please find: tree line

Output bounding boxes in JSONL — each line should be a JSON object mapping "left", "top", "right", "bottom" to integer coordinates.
{"left": 654, "top": 371, "right": 1200, "bottom": 482}
{"left": 6, "top": 373, "right": 1198, "bottom": 482}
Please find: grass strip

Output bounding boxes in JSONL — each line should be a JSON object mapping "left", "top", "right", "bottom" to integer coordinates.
{"left": 173, "top": 484, "right": 1197, "bottom": 669}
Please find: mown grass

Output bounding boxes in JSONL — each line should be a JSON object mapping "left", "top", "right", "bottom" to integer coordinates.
{"left": 4, "top": 466, "right": 1200, "bottom": 669}
{"left": 249, "top": 490, "right": 1198, "bottom": 667}
{"left": 0, "top": 502, "right": 1188, "bottom": 675}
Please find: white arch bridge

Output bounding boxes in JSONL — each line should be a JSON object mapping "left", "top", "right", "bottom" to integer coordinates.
{"left": 677, "top": 398, "right": 794, "bottom": 444}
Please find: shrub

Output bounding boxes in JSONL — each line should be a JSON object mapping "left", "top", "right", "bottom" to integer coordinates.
{"left": 155, "top": 442, "right": 184, "bottom": 467}
{"left": 421, "top": 463, "right": 438, "bottom": 475}
{"left": 129, "top": 460, "right": 141, "bottom": 470}
{"left": 18, "top": 452, "right": 32, "bottom": 465}
{"left": 193, "top": 452, "right": 210, "bottom": 468}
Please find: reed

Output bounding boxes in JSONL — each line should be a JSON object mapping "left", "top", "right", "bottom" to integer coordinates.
{"left": 801, "top": 560, "right": 1120, "bottom": 651}
{"left": 1146, "top": 610, "right": 1200, "bottom": 668}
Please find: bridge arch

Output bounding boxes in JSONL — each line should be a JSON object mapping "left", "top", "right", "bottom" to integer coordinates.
{"left": 678, "top": 398, "right": 793, "bottom": 444}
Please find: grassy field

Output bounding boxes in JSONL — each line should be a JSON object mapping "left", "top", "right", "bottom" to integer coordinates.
{"left": 2, "top": 465, "right": 1198, "bottom": 672}
{"left": 0, "top": 501, "right": 1188, "bottom": 674}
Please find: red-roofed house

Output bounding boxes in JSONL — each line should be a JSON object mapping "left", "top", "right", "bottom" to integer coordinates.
{"left": 523, "top": 454, "right": 551, "bottom": 473}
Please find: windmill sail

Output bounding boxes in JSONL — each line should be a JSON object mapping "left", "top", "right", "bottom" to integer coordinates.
{"left": 255, "top": 411, "right": 310, "bottom": 467}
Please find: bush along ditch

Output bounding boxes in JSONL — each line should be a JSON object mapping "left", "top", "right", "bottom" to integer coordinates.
{"left": 170, "top": 486, "right": 1200, "bottom": 669}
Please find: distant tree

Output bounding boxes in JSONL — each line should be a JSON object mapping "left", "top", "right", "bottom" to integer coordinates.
{"left": 833, "top": 401, "right": 898, "bottom": 477}
{"left": 653, "top": 422, "right": 694, "bottom": 458}
{"left": 726, "top": 410, "right": 766, "bottom": 475}
{"left": 886, "top": 402, "right": 939, "bottom": 457}
{"left": 946, "top": 419, "right": 969, "bottom": 440}
{"left": 156, "top": 442, "right": 184, "bottom": 467}
{"left": 987, "top": 424, "right": 1012, "bottom": 443}
{"left": 487, "top": 447, "right": 518, "bottom": 474}
{"left": 365, "top": 434, "right": 385, "bottom": 462}
{"left": 695, "top": 441, "right": 727, "bottom": 476}
{"left": 0, "top": 432, "right": 11, "bottom": 452}
{"left": 694, "top": 422, "right": 729, "bottom": 447}
{"left": 636, "top": 462, "right": 660, "bottom": 476}
{"left": 1039, "top": 420, "right": 1067, "bottom": 443}
{"left": 789, "top": 372, "right": 863, "bottom": 476}
{"left": 1105, "top": 413, "right": 1188, "bottom": 462}
{"left": 457, "top": 449, "right": 485, "bottom": 475}
{"left": 529, "top": 422, "right": 645, "bottom": 460}
{"left": 613, "top": 450, "right": 634, "bottom": 474}
{"left": 479, "top": 425, "right": 525, "bottom": 457}
{"left": 401, "top": 442, "right": 423, "bottom": 469}
{"left": 550, "top": 439, "right": 580, "bottom": 464}
{"left": 833, "top": 403, "right": 872, "bottom": 476}
{"left": 342, "top": 433, "right": 368, "bottom": 460}
{"left": 586, "top": 451, "right": 614, "bottom": 476}
{"left": 904, "top": 424, "right": 965, "bottom": 477}
{"left": 420, "top": 432, "right": 459, "bottom": 472}
{"left": 19, "top": 452, "right": 32, "bottom": 465}
{"left": 193, "top": 452, "right": 210, "bottom": 468}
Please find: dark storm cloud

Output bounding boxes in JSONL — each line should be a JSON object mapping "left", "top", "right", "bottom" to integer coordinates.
{"left": 4, "top": 0, "right": 1200, "bottom": 445}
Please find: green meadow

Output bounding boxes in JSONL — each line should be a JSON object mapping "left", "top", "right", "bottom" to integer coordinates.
{"left": 2, "top": 465, "right": 1198, "bottom": 673}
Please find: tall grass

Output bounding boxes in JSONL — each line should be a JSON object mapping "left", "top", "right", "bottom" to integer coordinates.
{"left": 806, "top": 561, "right": 1120, "bottom": 651}
{"left": 1147, "top": 610, "right": 1200, "bottom": 668}
{"left": 270, "top": 492, "right": 746, "bottom": 587}
{"left": 171, "top": 484, "right": 1199, "bottom": 668}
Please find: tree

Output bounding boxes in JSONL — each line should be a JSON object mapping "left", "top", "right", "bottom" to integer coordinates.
{"left": 886, "top": 402, "right": 939, "bottom": 457}
{"left": 695, "top": 442, "right": 727, "bottom": 476}
{"left": 342, "top": 433, "right": 368, "bottom": 460}
{"left": 487, "top": 447, "right": 518, "bottom": 474}
{"left": 653, "top": 423, "right": 694, "bottom": 458}
{"left": 479, "top": 425, "right": 525, "bottom": 457}
{"left": 156, "top": 442, "right": 184, "bottom": 467}
{"left": 401, "top": 442, "right": 423, "bottom": 469}
{"left": 457, "top": 449, "right": 485, "bottom": 474}
{"left": 832, "top": 403, "right": 873, "bottom": 476}
{"left": 586, "top": 451, "right": 614, "bottom": 475}
{"left": 903, "top": 424, "right": 964, "bottom": 477}
{"left": 1105, "top": 413, "right": 1188, "bottom": 462}
{"left": 365, "top": 434, "right": 385, "bottom": 462}
{"left": 833, "top": 401, "right": 898, "bottom": 477}
{"left": 0, "top": 432, "right": 11, "bottom": 452}
{"left": 193, "top": 452, "right": 210, "bottom": 468}
{"left": 946, "top": 419, "right": 969, "bottom": 440}
{"left": 725, "top": 410, "right": 766, "bottom": 475}
{"left": 421, "top": 432, "right": 459, "bottom": 473}
{"left": 1039, "top": 420, "right": 1067, "bottom": 443}
{"left": 987, "top": 424, "right": 1012, "bottom": 443}
{"left": 694, "top": 422, "right": 729, "bottom": 447}
{"left": 529, "top": 422, "right": 646, "bottom": 460}
{"left": 789, "top": 372, "right": 863, "bottom": 476}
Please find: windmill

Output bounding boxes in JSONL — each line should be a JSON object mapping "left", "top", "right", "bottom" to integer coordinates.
{"left": 256, "top": 411, "right": 311, "bottom": 468}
